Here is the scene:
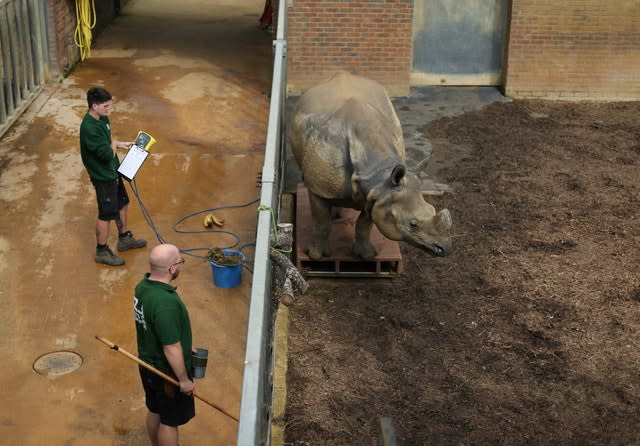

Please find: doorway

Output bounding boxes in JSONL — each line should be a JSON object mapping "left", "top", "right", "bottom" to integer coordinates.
{"left": 411, "top": 0, "right": 510, "bottom": 86}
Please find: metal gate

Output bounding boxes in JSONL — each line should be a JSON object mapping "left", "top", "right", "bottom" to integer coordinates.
{"left": 411, "top": 0, "right": 509, "bottom": 86}
{"left": 0, "top": 0, "right": 49, "bottom": 137}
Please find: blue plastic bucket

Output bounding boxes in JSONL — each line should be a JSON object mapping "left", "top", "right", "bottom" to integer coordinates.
{"left": 209, "top": 249, "right": 245, "bottom": 288}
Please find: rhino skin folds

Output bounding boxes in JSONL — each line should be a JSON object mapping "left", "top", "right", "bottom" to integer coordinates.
{"left": 290, "top": 71, "right": 452, "bottom": 260}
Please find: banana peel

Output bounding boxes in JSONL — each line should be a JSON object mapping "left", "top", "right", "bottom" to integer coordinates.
{"left": 203, "top": 213, "right": 225, "bottom": 228}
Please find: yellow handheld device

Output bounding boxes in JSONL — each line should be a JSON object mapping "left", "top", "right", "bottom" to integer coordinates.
{"left": 117, "top": 131, "right": 156, "bottom": 181}
{"left": 133, "top": 131, "right": 156, "bottom": 152}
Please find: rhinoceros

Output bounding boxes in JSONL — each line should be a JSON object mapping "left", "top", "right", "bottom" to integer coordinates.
{"left": 290, "top": 72, "right": 452, "bottom": 260}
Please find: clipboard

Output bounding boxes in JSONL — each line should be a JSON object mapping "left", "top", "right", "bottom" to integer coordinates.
{"left": 117, "top": 131, "right": 156, "bottom": 181}
{"left": 117, "top": 145, "right": 149, "bottom": 181}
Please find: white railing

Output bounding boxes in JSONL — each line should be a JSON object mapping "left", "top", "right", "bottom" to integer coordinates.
{"left": 237, "top": 1, "right": 288, "bottom": 444}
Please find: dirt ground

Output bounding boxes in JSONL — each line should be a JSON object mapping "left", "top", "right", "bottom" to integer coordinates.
{"left": 284, "top": 99, "right": 640, "bottom": 445}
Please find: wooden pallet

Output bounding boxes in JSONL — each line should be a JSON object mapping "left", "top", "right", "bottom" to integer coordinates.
{"left": 295, "top": 184, "right": 402, "bottom": 278}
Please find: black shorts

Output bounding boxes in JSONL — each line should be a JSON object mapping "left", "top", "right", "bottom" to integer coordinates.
{"left": 139, "top": 367, "right": 195, "bottom": 427}
{"left": 92, "top": 177, "right": 130, "bottom": 221}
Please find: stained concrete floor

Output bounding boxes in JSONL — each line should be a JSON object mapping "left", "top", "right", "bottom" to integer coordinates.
{"left": 0, "top": 1, "right": 271, "bottom": 444}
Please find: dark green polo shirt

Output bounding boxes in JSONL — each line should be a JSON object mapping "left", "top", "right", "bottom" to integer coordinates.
{"left": 79, "top": 112, "right": 119, "bottom": 181}
{"left": 134, "top": 273, "right": 193, "bottom": 375}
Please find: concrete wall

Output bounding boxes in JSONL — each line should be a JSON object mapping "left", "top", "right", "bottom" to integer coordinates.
{"left": 505, "top": 0, "right": 640, "bottom": 100}
{"left": 287, "top": 0, "right": 414, "bottom": 96}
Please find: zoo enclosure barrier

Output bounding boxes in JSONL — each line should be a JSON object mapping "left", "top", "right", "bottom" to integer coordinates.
{"left": 0, "top": 0, "right": 50, "bottom": 137}
{"left": 237, "top": 1, "right": 288, "bottom": 445}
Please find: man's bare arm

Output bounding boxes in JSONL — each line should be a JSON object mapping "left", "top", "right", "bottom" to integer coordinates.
{"left": 163, "top": 342, "right": 195, "bottom": 395}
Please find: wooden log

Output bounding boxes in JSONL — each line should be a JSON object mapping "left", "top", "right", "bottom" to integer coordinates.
{"left": 280, "top": 277, "right": 294, "bottom": 306}
{"left": 270, "top": 248, "right": 309, "bottom": 295}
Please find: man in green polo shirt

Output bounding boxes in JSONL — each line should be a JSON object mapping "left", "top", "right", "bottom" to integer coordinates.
{"left": 80, "top": 86, "right": 146, "bottom": 266}
{"left": 134, "top": 243, "right": 195, "bottom": 445}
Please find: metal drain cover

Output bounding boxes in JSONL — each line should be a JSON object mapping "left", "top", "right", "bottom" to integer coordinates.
{"left": 33, "top": 351, "right": 83, "bottom": 376}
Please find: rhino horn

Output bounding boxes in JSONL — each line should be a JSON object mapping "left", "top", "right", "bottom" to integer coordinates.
{"left": 390, "top": 164, "right": 406, "bottom": 186}
{"left": 434, "top": 208, "right": 452, "bottom": 232}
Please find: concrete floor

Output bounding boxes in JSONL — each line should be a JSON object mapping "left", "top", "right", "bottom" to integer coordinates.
{"left": 0, "top": 1, "right": 271, "bottom": 444}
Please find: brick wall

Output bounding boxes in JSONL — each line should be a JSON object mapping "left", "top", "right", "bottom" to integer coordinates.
{"left": 287, "top": 0, "right": 413, "bottom": 96}
{"left": 505, "top": 0, "right": 640, "bottom": 100}
{"left": 49, "top": 0, "right": 78, "bottom": 76}
{"left": 47, "top": 0, "right": 119, "bottom": 77}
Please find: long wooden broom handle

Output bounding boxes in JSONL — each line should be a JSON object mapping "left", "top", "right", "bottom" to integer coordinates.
{"left": 95, "top": 335, "right": 238, "bottom": 422}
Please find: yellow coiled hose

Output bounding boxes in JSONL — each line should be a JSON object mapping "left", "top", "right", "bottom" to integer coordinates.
{"left": 74, "top": 0, "right": 96, "bottom": 61}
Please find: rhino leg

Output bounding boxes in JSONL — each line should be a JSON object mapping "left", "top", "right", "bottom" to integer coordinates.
{"left": 307, "top": 192, "right": 332, "bottom": 260}
{"left": 353, "top": 211, "right": 377, "bottom": 260}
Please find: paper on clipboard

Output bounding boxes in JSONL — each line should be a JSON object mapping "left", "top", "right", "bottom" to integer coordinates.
{"left": 117, "top": 131, "right": 155, "bottom": 181}
{"left": 117, "top": 144, "right": 149, "bottom": 181}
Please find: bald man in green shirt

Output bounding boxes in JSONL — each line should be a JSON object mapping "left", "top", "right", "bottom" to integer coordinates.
{"left": 134, "top": 243, "right": 195, "bottom": 446}
{"left": 80, "top": 87, "right": 146, "bottom": 265}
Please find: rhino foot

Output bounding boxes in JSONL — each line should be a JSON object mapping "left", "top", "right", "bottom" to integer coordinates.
{"left": 307, "top": 243, "right": 330, "bottom": 260}
{"left": 353, "top": 241, "right": 377, "bottom": 260}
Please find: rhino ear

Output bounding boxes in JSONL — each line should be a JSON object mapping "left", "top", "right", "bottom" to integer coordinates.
{"left": 413, "top": 155, "right": 431, "bottom": 173}
{"left": 390, "top": 165, "right": 406, "bottom": 186}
